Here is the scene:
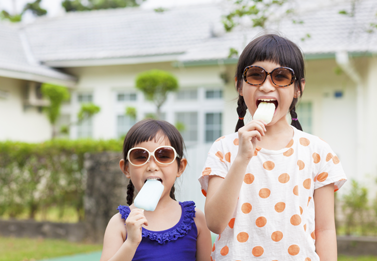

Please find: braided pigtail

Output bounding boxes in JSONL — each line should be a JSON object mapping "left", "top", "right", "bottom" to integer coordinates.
{"left": 170, "top": 185, "right": 176, "bottom": 201}
{"left": 127, "top": 180, "right": 135, "bottom": 206}
{"left": 235, "top": 95, "right": 248, "bottom": 132}
{"left": 290, "top": 106, "right": 303, "bottom": 131}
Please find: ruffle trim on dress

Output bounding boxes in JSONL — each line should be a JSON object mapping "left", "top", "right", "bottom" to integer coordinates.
{"left": 142, "top": 201, "right": 196, "bottom": 244}
{"left": 117, "top": 205, "right": 131, "bottom": 220}
{"left": 117, "top": 201, "right": 196, "bottom": 245}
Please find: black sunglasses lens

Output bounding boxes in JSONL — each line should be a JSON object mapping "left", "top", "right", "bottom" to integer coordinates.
{"left": 129, "top": 149, "right": 149, "bottom": 165}
{"left": 155, "top": 147, "right": 175, "bottom": 164}
{"left": 245, "top": 67, "right": 266, "bottom": 85}
{"left": 272, "top": 68, "right": 293, "bottom": 86}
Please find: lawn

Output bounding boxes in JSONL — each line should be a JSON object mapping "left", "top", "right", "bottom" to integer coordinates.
{"left": 0, "top": 237, "right": 102, "bottom": 261}
{"left": 0, "top": 206, "right": 79, "bottom": 223}
{"left": 0, "top": 236, "right": 376, "bottom": 261}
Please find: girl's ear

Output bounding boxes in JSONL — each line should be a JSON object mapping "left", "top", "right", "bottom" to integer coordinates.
{"left": 176, "top": 158, "right": 187, "bottom": 178}
{"left": 300, "top": 78, "right": 306, "bottom": 93}
{"left": 235, "top": 77, "right": 244, "bottom": 96}
{"left": 119, "top": 159, "right": 130, "bottom": 179}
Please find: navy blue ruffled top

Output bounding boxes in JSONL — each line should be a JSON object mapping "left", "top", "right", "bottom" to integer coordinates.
{"left": 117, "top": 201, "right": 197, "bottom": 261}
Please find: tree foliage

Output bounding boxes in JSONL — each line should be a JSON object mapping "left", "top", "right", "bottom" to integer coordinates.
{"left": 135, "top": 70, "right": 179, "bottom": 119}
{"left": 41, "top": 84, "right": 101, "bottom": 138}
{"left": 62, "top": 0, "right": 144, "bottom": 12}
{"left": 77, "top": 103, "right": 101, "bottom": 121}
{"left": 222, "top": 0, "right": 291, "bottom": 32}
{"left": 41, "top": 83, "right": 70, "bottom": 126}
{"left": 125, "top": 106, "right": 137, "bottom": 119}
{"left": 0, "top": 0, "right": 47, "bottom": 23}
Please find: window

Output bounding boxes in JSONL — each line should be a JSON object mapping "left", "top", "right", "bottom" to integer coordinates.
{"left": 77, "top": 118, "right": 93, "bottom": 138}
{"left": 175, "top": 112, "right": 198, "bottom": 142}
{"left": 296, "top": 102, "right": 312, "bottom": 134}
{"left": 117, "top": 93, "right": 137, "bottom": 102}
{"left": 78, "top": 93, "right": 93, "bottom": 103}
{"left": 176, "top": 89, "right": 197, "bottom": 100}
{"left": 117, "top": 115, "right": 136, "bottom": 138}
{"left": 205, "top": 90, "right": 223, "bottom": 99}
{"left": 205, "top": 113, "right": 222, "bottom": 142}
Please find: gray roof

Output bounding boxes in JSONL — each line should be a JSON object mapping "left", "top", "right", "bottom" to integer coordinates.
{"left": 0, "top": 23, "right": 76, "bottom": 85}
{"left": 179, "top": 0, "right": 377, "bottom": 63}
{"left": 22, "top": 5, "right": 221, "bottom": 63}
{"left": 0, "top": 0, "right": 376, "bottom": 74}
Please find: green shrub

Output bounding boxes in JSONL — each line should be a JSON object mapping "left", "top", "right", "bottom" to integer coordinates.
{"left": 0, "top": 139, "right": 122, "bottom": 221}
{"left": 340, "top": 179, "right": 377, "bottom": 236}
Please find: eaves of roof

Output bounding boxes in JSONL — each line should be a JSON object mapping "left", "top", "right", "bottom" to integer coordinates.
{"left": 0, "top": 67, "right": 77, "bottom": 87}
{"left": 175, "top": 51, "right": 376, "bottom": 68}
{"left": 44, "top": 53, "right": 182, "bottom": 68}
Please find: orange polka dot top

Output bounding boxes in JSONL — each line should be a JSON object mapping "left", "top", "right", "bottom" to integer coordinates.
{"left": 199, "top": 126, "right": 347, "bottom": 261}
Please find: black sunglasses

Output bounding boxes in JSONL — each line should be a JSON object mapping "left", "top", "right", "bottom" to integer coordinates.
{"left": 242, "top": 65, "right": 296, "bottom": 87}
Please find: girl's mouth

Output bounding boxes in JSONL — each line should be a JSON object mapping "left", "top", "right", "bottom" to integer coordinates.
{"left": 144, "top": 177, "right": 163, "bottom": 184}
{"left": 256, "top": 99, "right": 278, "bottom": 111}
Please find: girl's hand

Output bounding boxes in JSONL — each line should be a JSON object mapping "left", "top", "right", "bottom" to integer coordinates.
{"left": 236, "top": 120, "right": 266, "bottom": 161}
{"left": 125, "top": 209, "right": 148, "bottom": 246}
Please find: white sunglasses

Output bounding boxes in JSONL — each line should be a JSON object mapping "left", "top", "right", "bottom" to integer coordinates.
{"left": 126, "top": 146, "right": 180, "bottom": 166}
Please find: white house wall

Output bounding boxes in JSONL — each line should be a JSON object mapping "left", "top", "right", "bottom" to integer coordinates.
{"left": 0, "top": 77, "right": 51, "bottom": 142}
{"left": 63, "top": 62, "right": 226, "bottom": 141}
{"left": 363, "top": 56, "right": 377, "bottom": 189}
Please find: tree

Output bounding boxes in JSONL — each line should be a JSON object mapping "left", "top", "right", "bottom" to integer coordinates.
{"left": 223, "top": 0, "right": 291, "bottom": 32}
{"left": 41, "top": 83, "right": 70, "bottom": 139}
{"left": 135, "top": 70, "right": 179, "bottom": 120}
{"left": 0, "top": 0, "right": 47, "bottom": 23}
{"left": 41, "top": 83, "right": 101, "bottom": 138}
{"left": 61, "top": 0, "right": 144, "bottom": 12}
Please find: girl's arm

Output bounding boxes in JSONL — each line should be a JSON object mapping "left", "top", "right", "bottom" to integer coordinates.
{"left": 314, "top": 183, "right": 337, "bottom": 261}
{"left": 194, "top": 208, "right": 212, "bottom": 261}
{"left": 205, "top": 121, "right": 266, "bottom": 234}
{"left": 100, "top": 209, "right": 148, "bottom": 261}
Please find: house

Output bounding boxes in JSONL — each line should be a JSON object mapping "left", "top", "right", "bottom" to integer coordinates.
{"left": 0, "top": 0, "right": 376, "bottom": 209}
{"left": 0, "top": 23, "right": 76, "bottom": 142}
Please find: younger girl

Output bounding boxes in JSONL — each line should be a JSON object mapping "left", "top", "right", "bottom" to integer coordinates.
{"left": 101, "top": 119, "right": 212, "bottom": 261}
{"left": 200, "top": 34, "right": 347, "bottom": 260}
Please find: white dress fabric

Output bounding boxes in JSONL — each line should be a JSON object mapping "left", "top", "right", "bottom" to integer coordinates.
{"left": 199, "top": 126, "right": 347, "bottom": 261}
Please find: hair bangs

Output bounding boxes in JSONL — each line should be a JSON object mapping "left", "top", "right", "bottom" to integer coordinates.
{"left": 236, "top": 34, "right": 305, "bottom": 89}
{"left": 122, "top": 119, "right": 185, "bottom": 164}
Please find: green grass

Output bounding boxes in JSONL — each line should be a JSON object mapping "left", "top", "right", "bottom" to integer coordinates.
{"left": 0, "top": 236, "right": 376, "bottom": 261}
{"left": 338, "top": 256, "right": 377, "bottom": 261}
{"left": 0, "top": 206, "right": 79, "bottom": 223}
{"left": 0, "top": 237, "right": 102, "bottom": 261}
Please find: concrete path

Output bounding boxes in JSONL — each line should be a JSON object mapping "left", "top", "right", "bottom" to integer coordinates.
{"left": 40, "top": 251, "right": 102, "bottom": 261}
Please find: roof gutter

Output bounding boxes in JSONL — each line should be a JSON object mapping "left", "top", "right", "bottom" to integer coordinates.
{"left": 175, "top": 51, "right": 375, "bottom": 67}
{"left": 0, "top": 68, "right": 77, "bottom": 88}
{"left": 44, "top": 54, "right": 182, "bottom": 68}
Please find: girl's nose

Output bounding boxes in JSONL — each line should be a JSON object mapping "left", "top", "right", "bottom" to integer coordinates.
{"left": 259, "top": 75, "right": 276, "bottom": 92}
{"left": 146, "top": 156, "right": 159, "bottom": 171}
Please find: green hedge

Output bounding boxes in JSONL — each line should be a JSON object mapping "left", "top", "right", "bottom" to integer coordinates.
{"left": 0, "top": 139, "right": 122, "bottom": 221}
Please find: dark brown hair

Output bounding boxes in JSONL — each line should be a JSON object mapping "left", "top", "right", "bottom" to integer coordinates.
{"left": 235, "top": 34, "right": 304, "bottom": 132}
{"left": 122, "top": 119, "right": 185, "bottom": 205}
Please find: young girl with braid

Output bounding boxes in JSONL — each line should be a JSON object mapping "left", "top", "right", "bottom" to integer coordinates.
{"left": 101, "top": 119, "right": 212, "bottom": 261}
{"left": 200, "top": 34, "right": 347, "bottom": 260}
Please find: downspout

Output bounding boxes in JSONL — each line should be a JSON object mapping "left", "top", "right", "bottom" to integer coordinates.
{"left": 335, "top": 51, "right": 364, "bottom": 178}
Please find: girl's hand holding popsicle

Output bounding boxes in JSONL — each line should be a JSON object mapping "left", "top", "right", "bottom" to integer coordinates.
{"left": 125, "top": 208, "right": 148, "bottom": 246}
